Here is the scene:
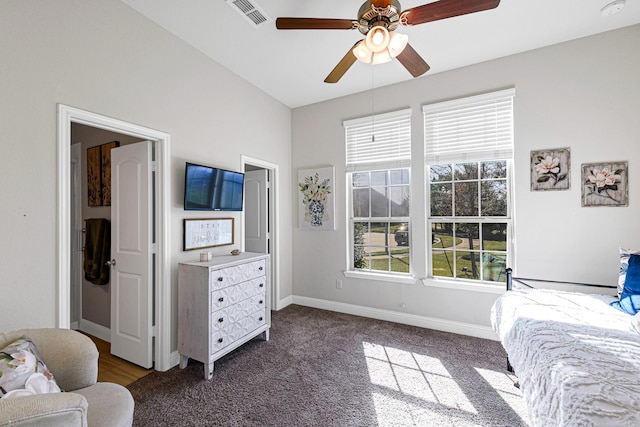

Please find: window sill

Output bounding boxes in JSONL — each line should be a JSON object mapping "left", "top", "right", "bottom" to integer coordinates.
{"left": 420, "top": 277, "right": 505, "bottom": 294}
{"left": 343, "top": 270, "right": 417, "bottom": 285}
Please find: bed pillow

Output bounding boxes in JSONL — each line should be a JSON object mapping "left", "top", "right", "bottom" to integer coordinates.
{"left": 611, "top": 253, "right": 640, "bottom": 315}
{"left": 618, "top": 248, "right": 640, "bottom": 297}
{"left": 0, "top": 336, "right": 61, "bottom": 399}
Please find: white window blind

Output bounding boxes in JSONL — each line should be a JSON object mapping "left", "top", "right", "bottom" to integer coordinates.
{"left": 344, "top": 108, "right": 412, "bottom": 172}
{"left": 423, "top": 89, "right": 515, "bottom": 164}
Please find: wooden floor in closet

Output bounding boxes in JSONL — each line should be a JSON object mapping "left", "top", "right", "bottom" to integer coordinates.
{"left": 86, "top": 334, "right": 153, "bottom": 387}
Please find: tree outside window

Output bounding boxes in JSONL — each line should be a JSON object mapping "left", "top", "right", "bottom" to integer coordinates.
{"left": 429, "top": 160, "right": 509, "bottom": 283}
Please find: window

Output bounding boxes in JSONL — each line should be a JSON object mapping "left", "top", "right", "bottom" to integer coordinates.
{"left": 424, "top": 89, "right": 515, "bottom": 284}
{"left": 345, "top": 109, "right": 411, "bottom": 275}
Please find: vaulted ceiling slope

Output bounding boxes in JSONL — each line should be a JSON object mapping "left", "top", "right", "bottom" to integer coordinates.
{"left": 121, "top": 0, "right": 640, "bottom": 108}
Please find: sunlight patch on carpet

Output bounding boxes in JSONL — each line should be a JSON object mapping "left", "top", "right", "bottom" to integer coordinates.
{"left": 363, "top": 342, "right": 477, "bottom": 416}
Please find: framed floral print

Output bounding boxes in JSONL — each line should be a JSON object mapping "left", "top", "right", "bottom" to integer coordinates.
{"left": 581, "top": 161, "right": 628, "bottom": 207}
{"left": 298, "top": 166, "right": 335, "bottom": 230}
{"left": 531, "top": 148, "right": 570, "bottom": 191}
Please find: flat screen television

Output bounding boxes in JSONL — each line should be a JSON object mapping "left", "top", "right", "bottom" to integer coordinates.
{"left": 184, "top": 162, "right": 245, "bottom": 211}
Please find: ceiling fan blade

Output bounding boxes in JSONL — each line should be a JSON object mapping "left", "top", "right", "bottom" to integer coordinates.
{"left": 276, "top": 18, "right": 356, "bottom": 30}
{"left": 401, "top": 0, "right": 500, "bottom": 26}
{"left": 395, "top": 43, "right": 430, "bottom": 77}
{"left": 324, "top": 43, "right": 360, "bottom": 83}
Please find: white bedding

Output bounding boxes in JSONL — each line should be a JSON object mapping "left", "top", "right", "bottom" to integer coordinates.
{"left": 491, "top": 289, "right": 640, "bottom": 427}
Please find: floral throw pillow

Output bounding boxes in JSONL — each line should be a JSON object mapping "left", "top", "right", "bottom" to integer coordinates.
{"left": 0, "top": 336, "right": 61, "bottom": 399}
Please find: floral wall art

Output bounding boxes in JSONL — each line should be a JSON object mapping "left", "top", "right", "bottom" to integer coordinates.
{"left": 87, "top": 140, "right": 120, "bottom": 206}
{"left": 298, "top": 166, "right": 334, "bottom": 230}
{"left": 531, "top": 148, "right": 570, "bottom": 191}
{"left": 581, "top": 161, "right": 628, "bottom": 207}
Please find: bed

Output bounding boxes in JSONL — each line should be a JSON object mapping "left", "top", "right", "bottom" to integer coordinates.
{"left": 491, "top": 269, "right": 640, "bottom": 427}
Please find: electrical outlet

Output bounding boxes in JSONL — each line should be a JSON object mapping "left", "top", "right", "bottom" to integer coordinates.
{"left": 336, "top": 279, "right": 343, "bottom": 289}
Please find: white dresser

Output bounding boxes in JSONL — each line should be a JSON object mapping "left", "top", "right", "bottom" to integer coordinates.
{"left": 178, "top": 252, "right": 270, "bottom": 379}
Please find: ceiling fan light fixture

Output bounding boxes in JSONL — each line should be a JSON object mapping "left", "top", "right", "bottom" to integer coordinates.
{"left": 353, "top": 40, "right": 373, "bottom": 63}
{"left": 365, "top": 25, "right": 390, "bottom": 53}
{"left": 388, "top": 31, "right": 408, "bottom": 57}
{"left": 371, "top": 49, "right": 392, "bottom": 65}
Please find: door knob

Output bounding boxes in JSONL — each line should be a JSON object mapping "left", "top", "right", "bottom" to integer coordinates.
{"left": 105, "top": 259, "right": 117, "bottom": 266}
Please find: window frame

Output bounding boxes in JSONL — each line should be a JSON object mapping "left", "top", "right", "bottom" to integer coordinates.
{"left": 348, "top": 168, "right": 412, "bottom": 277}
{"left": 427, "top": 159, "right": 514, "bottom": 284}
{"left": 344, "top": 109, "right": 414, "bottom": 280}
{"left": 423, "top": 89, "right": 515, "bottom": 287}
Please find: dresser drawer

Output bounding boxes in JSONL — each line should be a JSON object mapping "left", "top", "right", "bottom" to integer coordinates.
{"left": 226, "top": 294, "right": 265, "bottom": 322}
{"left": 210, "top": 277, "right": 265, "bottom": 311}
{"left": 210, "top": 288, "right": 233, "bottom": 311}
{"left": 211, "top": 304, "right": 245, "bottom": 330}
{"left": 212, "top": 294, "right": 266, "bottom": 330}
{"left": 210, "top": 319, "right": 249, "bottom": 353}
{"left": 209, "top": 259, "right": 266, "bottom": 289}
{"left": 243, "top": 311, "right": 267, "bottom": 335}
{"left": 210, "top": 311, "right": 267, "bottom": 354}
{"left": 233, "top": 277, "right": 266, "bottom": 303}
{"left": 210, "top": 330, "right": 232, "bottom": 353}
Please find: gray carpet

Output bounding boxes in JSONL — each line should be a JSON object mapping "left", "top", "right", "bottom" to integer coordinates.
{"left": 128, "top": 305, "right": 529, "bottom": 426}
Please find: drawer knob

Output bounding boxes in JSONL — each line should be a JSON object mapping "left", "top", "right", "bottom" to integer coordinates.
{"left": 218, "top": 297, "right": 224, "bottom": 302}
{"left": 217, "top": 277, "right": 223, "bottom": 282}
{"left": 259, "top": 317, "right": 263, "bottom": 321}
{"left": 218, "top": 317, "right": 224, "bottom": 323}
{"left": 259, "top": 300, "right": 263, "bottom": 305}
{"left": 259, "top": 283, "right": 264, "bottom": 288}
{"left": 258, "top": 266, "right": 263, "bottom": 271}
{"left": 218, "top": 338, "right": 223, "bottom": 343}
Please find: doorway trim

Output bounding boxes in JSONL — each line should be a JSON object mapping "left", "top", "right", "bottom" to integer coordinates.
{"left": 241, "top": 155, "right": 280, "bottom": 310}
{"left": 70, "top": 142, "right": 82, "bottom": 330}
{"left": 57, "top": 104, "right": 172, "bottom": 371}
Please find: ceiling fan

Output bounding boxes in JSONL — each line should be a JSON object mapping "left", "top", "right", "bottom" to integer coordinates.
{"left": 276, "top": 0, "right": 500, "bottom": 83}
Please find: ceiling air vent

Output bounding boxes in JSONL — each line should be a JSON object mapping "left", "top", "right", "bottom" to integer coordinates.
{"left": 226, "top": 0, "right": 272, "bottom": 28}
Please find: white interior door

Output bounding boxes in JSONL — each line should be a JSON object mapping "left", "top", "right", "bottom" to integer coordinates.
{"left": 110, "top": 141, "right": 153, "bottom": 368}
{"left": 244, "top": 169, "right": 269, "bottom": 254}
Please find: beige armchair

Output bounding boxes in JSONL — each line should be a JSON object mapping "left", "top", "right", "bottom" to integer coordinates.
{"left": 0, "top": 328, "right": 134, "bottom": 427}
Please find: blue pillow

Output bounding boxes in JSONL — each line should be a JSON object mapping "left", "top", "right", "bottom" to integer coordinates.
{"left": 612, "top": 253, "right": 640, "bottom": 314}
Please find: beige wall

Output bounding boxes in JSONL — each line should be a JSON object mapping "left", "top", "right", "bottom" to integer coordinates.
{"left": 0, "top": 0, "right": 293, "bottom": 347}
{"left": 291, "top": 25, "right": 640, "bottom": 331}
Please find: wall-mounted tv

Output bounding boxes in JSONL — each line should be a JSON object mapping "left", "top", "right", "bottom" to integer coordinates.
{"left": 184, "top": 162, "right": 244, "bottom": 211}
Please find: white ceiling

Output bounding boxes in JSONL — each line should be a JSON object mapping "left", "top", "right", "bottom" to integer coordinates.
{"left": 120, "top": 0, "right": 640, "bottom": 108}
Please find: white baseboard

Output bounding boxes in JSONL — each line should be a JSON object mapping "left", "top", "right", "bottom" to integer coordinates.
{"left": 276, "top": 295, "right": 293, "bottom": 311}
{"left": 291, "top": 296, "right": 498, "bottom": 341}
{"left": 168, "top": 351, "right": 181, "bottom": 370}
{"left": 78, "top": 318, "right": 110, "bottom": 342}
